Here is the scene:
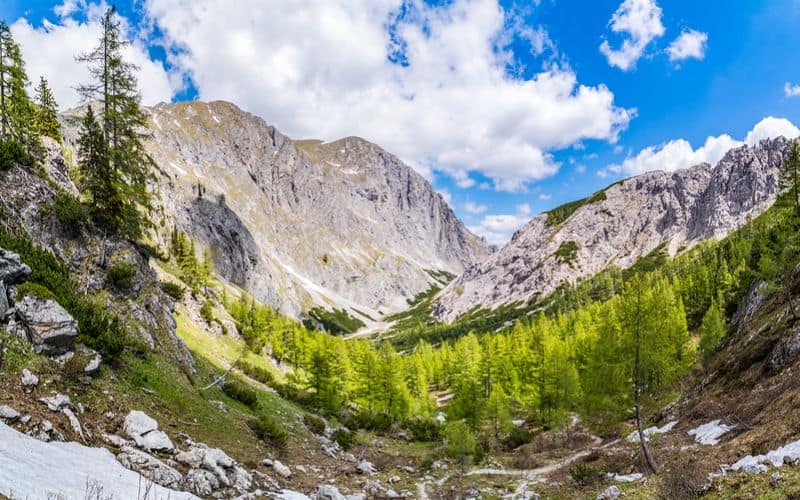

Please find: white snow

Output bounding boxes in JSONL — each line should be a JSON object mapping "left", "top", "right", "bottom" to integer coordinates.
{"left": 0, "top": 421, "right": 196, "bottom": 499}
{"left": 610, "top": 472, "right": 643, "bottom": 483}
{"left": 626, "top": 420, "right": 678, "bottom": 443}
{"left": 277, "top": 490, "right": 311, "bottom": 500}
{"left": 687, "top": 419, "right": 734, "bottom": 445}
{"left": 731, "top": 439, "right": 800, "bottom": 473}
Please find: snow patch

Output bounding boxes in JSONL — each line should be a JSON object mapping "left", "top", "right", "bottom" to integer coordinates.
{"left": 0, "top": 421, "right": 195, "bottom": 499}
{"left": 687, "top": 419, "right": 734, "bottom": 445}
{"left": 626, "top": 420, "right": 678, "bottom": 443}
{"left": 731, "top": 439, "right": 800, "bottom": 473}
{"left": 610, "top": 472, "right": 643, "bottom": 483}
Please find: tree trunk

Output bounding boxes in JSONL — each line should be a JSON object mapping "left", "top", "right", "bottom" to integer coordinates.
{"left": 634, "top": 290, "right": 658, "bottom": 474}
{"left": 635, "top": 386, "right": 658, "bottom": 473}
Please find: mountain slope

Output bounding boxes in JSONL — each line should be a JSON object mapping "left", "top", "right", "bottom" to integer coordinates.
{"left": 434, "top": 138, "right": 792, "bottom": 322}
{"left": 61, "top": 101, "right": 489, "bottom": 321}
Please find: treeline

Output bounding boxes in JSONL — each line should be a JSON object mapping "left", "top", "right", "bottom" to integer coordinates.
{"left": 0, "top": 23, "right": 60, "bottom": 170}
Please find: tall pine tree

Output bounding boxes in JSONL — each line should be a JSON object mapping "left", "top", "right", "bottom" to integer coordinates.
{"left": 77, "top": 6, "right": 154, "bottom": 238}
{"left": 34, "top": 77, "right": 61, "bottom": 141}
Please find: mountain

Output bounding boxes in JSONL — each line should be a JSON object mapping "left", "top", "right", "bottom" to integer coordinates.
{"left": 433, "top": 137, "right": 792, "bottom": 322}
{"left": 61, "top": 101, "right": 489, "bottom": 322}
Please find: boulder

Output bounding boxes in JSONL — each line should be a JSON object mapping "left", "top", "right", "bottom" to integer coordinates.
{"left": 16, "top": 296, "right": 78, "bottom": 355}
{"left": 597, "top": 485, "right": 621, "bottom": 500}
{"left": 356, "top": 460, "right": 377, "bottom": 475}
{"left": 117, "top": 446, "right": 183, "bottom": 489}
{"left": 0, "top": 281, "right": 9, "bottom": 319}
{"left": 123, "top": 411, "right": 174, "bottom": 452}
{"left": 273, "top": 460, "right": 292, "bottom": 478}
{"left": 0, "top": 248, "right": 31, "bottom": 285}
{"left": 134, "top": 430, "right": 174, "bottom": 452}
{"left": 20, "top": 369, "right": 39, "bottom": 389}
{"left": 183, "top": 468, "right": 221, "bottom": 496}
{"left": 0, "top": 405, "right": 20, "bottom": 422}
{"left": 84, "top": 353, "right": 102, "bottom": 374}
{"left": 314, "top": 485, "right": 346, "bottom": 500}
{"left": 767, "top": 326, "right": 800, "bottom": 373}
{"left": 40, "top": 393, "right": 72, "bottom": 412}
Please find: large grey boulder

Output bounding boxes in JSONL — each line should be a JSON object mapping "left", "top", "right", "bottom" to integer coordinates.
{"left": 0, "top": 248, "right": 31, "bottom": 285}
{"left": 0, "top": 281, "right": 8, "bottom": 319}
{"left": 15, "top": 296, "right": 78, "bottom": 355}
{"left": 122, "top": 410, "right": 174, "bottom": 453}
{"left": 117, "top": 446, "right": 183, "bottom": 489}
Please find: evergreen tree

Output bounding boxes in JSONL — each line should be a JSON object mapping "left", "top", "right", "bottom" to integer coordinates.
{"left": 699, "top": 297, "right": 726, "bottom": 358}
{"left": 77, "top": 105, "right": 114, "bottom": 223}
{"left": 77, "top": 6, "right": 154, "bottom": 238}
{"left": 0, "top": 22, "right": 13, "bottom": 139}
{"left": 781, "top": 141, "right": 800, "bottom": 216}
{"left": 34, "top": 76, "right": 61, "bottom": 141}
{"left": 0, "top": 23, "right": 37, "bottom": 154}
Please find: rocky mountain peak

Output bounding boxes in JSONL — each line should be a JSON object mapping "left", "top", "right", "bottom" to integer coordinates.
{"left": 433, "top": 137, "right": 793, "bottom": 322}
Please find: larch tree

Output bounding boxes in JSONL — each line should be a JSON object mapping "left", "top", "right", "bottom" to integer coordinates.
{"left": 781, "top": 141, "right": 800, "bottom": 216}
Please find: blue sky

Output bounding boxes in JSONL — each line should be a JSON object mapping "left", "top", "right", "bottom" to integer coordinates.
{"left": 4, "top": 0, "right": 800, "bottom": 245}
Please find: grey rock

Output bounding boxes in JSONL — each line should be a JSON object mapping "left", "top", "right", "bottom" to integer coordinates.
{"left": 117, "top": 446, "right": 183, "bottom": 489}
{"left": 272, "top": 460, "right": 292, "bottom": 478}
{"left": 40, "top": 393, "right": 71, "bottom": 412}
{"left": 0, "top": 405, "right": 20, "bottom": 421}
{"left": 133, "top": 429, "right": 174, "bottom": 453}
{"left": 356, "top": 460, "right": 377, "bottom": 475}
{"left": 0, "top": 281, "right": 8, "bottom": 319}
{"left": 62, "top": 408, "right": 84, "bottom": 440}
{"left": 101, "top": 433, "right": 130, "bottom": 448}
{"left": 183, "top": 468, "right": 220, "bottom": 496}
{"left": 597, "top": 485, "right": 621, "bottom": 500}
{"left": 768, "top": 326, "right": 800, "bottom": 373}
{"left": 314, "top": 485, "right": 346, "bottom": 500}
{"left": 123, "top": 410, "right": 159, "bottom": 438}
{"left": 15, "top": 296, "right": 78, "bottom": 355}
{"left": 435, "top": 138, "right": 793, "bottom": 322}
{"left": 84, "top": 353, "right": 102, "bottom": 374}
{"left": 20, "top": 369, "right": 39, "bottom": 389}
{"left": 0, "top": 247, "right": 31, "bottom": 285}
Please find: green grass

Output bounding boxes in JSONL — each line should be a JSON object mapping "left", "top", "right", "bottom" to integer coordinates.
{"left": 554, "top": 240, "right": 579, "bottom": 266}
{"left": 544, "top": 181, "right": 622, "bottom": 227}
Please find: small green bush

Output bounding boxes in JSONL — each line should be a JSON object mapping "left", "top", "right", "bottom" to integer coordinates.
{"left": 568, "top": 463, "right": 600, "bottom": 486}
{"left": 503, "top": 426, "right": 532, "bottom": 450}
{"left": 250, "top": 415, "right": 288, "bottom": 447}
{"left": 106, "top": 262, "right": 137, "bottom": 290}
{"left": 15, "top": 282, "right": 56, "bottom": 301}
{"left": 554, "top": 240, "right": 579, "bottom": 266}
{"left": 53, "top": 193, "right": 89, "bottom": 237}
{"left": 303, "top": 414, "right": 326, "bottom": 435}
{"left": 0, "top": 140, "right": 34, "bottom": 171}
{"left": 331, "top": 428, "right": 354, "bottom": 450}
{"left": 161, "top": 282, "right": 184, "bottom": 300}
{"left": 222, "top": 380, "right": 259, "bottom": 407}
{"left": 200, "top": 299, "right": 215, "bottom": 325}
{"left": 405, "top": 417, "right": 441, "bottom": 442}
{"left": 344, "top": 411, "right": 392, "bottom": 432}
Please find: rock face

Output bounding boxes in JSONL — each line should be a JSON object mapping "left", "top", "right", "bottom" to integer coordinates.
{"left": 0, "top": 247, "right": 31, "bottom": 318}
{"left": 63, "top": 101, "right": 489, "bottom": 320}
{"left": 434, "top": 138, "right": 793, "bottom": 322}
{"left": 15, "top": 296, "right": 78, "bottom": 354}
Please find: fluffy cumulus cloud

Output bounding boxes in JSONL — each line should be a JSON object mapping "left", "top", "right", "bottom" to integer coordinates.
{"left": 11, "top": 2, "right": 178, "bottom": 109}
{"left": 464, "top": 201, "right": 488, "bottom": 214}
{"left": 606, "top": 117, "right": 800, "bottom": 176}
{"left": 667, "top": 29, "right": 708, "bottom": 62}
{"left": 599, "top": 0, "right": 664, "bottom": 71}
{"left": 143, "top": 0, "right": 632, "bottom": 192}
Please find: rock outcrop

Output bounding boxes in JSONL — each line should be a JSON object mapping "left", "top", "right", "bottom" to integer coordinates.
{"left": 434, "top": 138, "right": 793, "bottom": 322}
{"left": 61, "top": 101, "right": 489, "bottom": 321}
{"left": 15, "top": 296, "right": 78, "bottom": 355}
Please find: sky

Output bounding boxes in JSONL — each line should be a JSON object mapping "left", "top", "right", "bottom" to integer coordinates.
{"left": 3, "top": 0, "right": 800, "bottom": 246}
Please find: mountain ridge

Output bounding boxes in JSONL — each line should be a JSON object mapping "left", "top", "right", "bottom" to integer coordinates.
{"left": 433, "top": 137, "right": 792, "bottom": 322}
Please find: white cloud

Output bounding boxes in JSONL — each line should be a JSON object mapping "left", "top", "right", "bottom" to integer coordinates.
{"left": 599, "top": 0, "right": 664, "bottom": 71}
{"left": 464, "top": 201, "right": 488, "bottom": 214}
{"left": 538, "top": 193, "right": 552, "bottom": 200}
{"left": 468, "top": 204, "right": 533, "bottom": 246}
{"left": 610, "top": 116, "right": 800, "bottom": 176}
{"left": 744, "top": 116, "right": 800, "bottom": 145}
{"left": 667, "top": 29, "right": 708, "bottom": 62}
{"left": 144, "top": 0, "right": 632, "bottom": 192}
{"left": 11, "top": 6, "right": 177, "bottom": 109}
{"left": 785, "top": 82, "right": 800, "bottom": 98}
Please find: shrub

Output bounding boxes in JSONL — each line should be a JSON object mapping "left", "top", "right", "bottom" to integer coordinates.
{"left": 344, "top": 411, "right": 392, "bottom": 432}
{"left": 405, "top": 417, "right": 441, "bottom": 442}
{"left": 0, "top": 140, "right": 33, "bottom": 171}
{"left": 53, "top": 193, "right": 89, "bottom": 237}
{"left": 503, "top": 426, "right": 532, "bottom": 450}
{"left": 200, "top": 299, "right": 215, "bottom": 325}
{"left": 303, "top": 414, "right": 326, "bottom": 435}
{"left": 161, "top": 282, "right": 184, "bottom": 300}
{"left": 657, "top": 458, "right": 711, "bottom": 500}
{"left": 332, "top": 428, "right": 354, "bottom": 450}
{"left": 568, "top": 463, "right": 601, "bottom": 486}
{"left": 444, "top": 421, "right": 479, "bottom": 465}
{"left": 15, "top": 282, "right": 56, "bottom": 301}
{"left": 222, "top": 380, "right": 259, "bottom": 408}
{"left": 106, "top": 262, "right": 137, "bottom": 290}
{"left": 250, "top": 415, "right": 288, "bottom": 447}
{"left": 237, "top": 360, "right": 274, "bottom": 385}
{"left": 554, "top": 240, "right": 579, "bottom": 266}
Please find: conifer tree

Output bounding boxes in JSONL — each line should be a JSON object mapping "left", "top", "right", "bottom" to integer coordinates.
{"left": 699, "top": 297, "right": 726, "bottom": 358}
{"left": 77, "top": 105, "right": 114, "bottom": 224}
{"left": 0, "top": 22, "right": 12, "bottom": 139}
{"left": 781, "top": 141, "right": 800, "bottom": 216}
{"left": 77, "top": 6, "right": 154, "bottom": 238}
{"left": 34, "top": 76, "right": 61, "bottom": 141}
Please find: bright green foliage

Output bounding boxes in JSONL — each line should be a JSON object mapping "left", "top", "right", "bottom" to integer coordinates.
{"left": 304, "top": 307, "right": 366, "bottom": 334}
{"left": 781, "top": 141, "right": 800, "bottom": 216}
{"left": 76, "top": 7, "right": 154, "bottom": 238}
{"left": 169, "top": 228, "right": 213, "bottom": 293}
{"left": 444, "top": 420, "right": 480, "bottom": 466}
{"left": 699, "top": 297, "right": 726, "bottom": 358}
{"left": 0, "top": 23, "right": 39, "bottom": 160}
{"left": 0, "top": 138, "right": 33, "bottom": 170}
{"left": 249, "top": 414, "right": 288, "bottom": 447}
{"left": 554, "top": 240, "right": 579, "bottom": 266}
{"left": 106, "top": 261, "right": 137, "bottom": 290}
{"left": 33, "top": 76, "right": 60, "bottom": 141}
{"left": 52, "top": 192, "right": 90, "bottom": 236}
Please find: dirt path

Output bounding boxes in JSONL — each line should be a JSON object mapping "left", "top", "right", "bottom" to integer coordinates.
{"left": 416, "top": 436, "right": 615, "bottom": 499}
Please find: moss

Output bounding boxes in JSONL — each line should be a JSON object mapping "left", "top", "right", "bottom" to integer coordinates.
{"left": 15, "top": 282, "right": 57, "bottom": 301}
